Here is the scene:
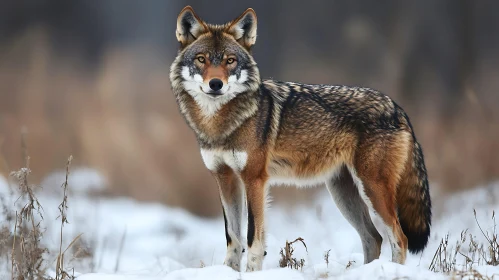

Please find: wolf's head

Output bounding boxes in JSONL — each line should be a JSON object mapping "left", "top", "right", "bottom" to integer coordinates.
{"left": 170, "top": 6, "right": 261, "bottom": 117}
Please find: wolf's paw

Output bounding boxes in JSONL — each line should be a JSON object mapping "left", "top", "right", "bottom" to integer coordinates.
{"left": 246, "top": 252, "right": 264, "bottom": 272}
{"left": 224, "top": 247, "right": 243, "bottom": 271}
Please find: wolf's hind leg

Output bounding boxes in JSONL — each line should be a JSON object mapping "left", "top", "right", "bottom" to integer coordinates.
{"left": 214, "top": 165, "right": 245, "bottom": 271}
{"left": 351, "top": 134, "right": 410, "bottom": 264}
{"left": 350, "top": 166, "right": 408, "bottom": 264}
{"left": 326, "top": 165, "right": 382, "bottom": 264}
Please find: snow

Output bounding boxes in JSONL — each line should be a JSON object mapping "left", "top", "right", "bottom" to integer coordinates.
{"left": 40, "top": 167, "right": 107, "bottom": 195}
{"left": 0, "top": 173, "right": 12, "bottom": 195}
{"left": 1, "top": 171, "right": 499, "bottom": 279}
{"left": 74, "top": 262, "right": 444, "bottom": 280}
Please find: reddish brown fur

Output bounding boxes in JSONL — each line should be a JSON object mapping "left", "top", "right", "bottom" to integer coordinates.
{"left": 170, "top": 6, "right": 431, "bottom": 271}
{"left": 397, "top": 140, "right": 430, "bottom": 235}
{"left": 197, "top": 53, "right": 235, "bottom": 84}
{"left": 353, "top": 131, "right": 412, "bottom": 261}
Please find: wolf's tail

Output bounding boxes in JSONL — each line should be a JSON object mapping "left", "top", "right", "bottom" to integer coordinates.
{"left": 397, "top": 135, "right": 432, "bottom": 253}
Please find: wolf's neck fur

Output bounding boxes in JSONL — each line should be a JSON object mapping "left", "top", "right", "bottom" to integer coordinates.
{"left": 174, "top": 88, "right": 259, "bottom": 146}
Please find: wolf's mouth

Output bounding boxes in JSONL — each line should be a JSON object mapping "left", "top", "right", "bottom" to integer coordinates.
{"left": 200, "top": 86, "right": 224, "bottom": 97}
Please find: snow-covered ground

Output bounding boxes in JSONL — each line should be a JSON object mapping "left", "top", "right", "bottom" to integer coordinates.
{"left": 1, "top": 169, "right": 498, "bottom": 279}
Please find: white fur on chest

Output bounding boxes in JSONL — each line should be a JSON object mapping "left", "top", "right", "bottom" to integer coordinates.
{"left": 200, "top": 149, "right": 248, "bottom": 171}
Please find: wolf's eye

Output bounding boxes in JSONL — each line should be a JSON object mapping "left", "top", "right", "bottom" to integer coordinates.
{"left": 196, "top": 56, "right": 206, "bottom": 63}
{"left": 227, "top": 58, "right": 236, "bottom": 65}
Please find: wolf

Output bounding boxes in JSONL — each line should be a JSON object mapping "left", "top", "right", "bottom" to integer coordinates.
{"left": 169, "top": 6, "right": 432, "bottom": 272}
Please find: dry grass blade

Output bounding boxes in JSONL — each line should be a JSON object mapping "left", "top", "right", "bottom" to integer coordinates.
{"left": 290, "top": 237, "right": 308, "bottom": 253}
{"left": 55, "top": 155, "right": 74, "bottom": 280}
{"left": 114, "top": 228, "right": 127, "bottom": 273}
{"left": 474, "top": 210, "right": 499, "bottom": 266}
{"left": 7, "top": 141, "right": 79, "bottom": 279}
{"left": 9, "top": 132, "right": 48, "bottom": 280}
{"left": 346, "top": 260, "right": 356, "bottom": 269}
{"left": 324, "top": 249, "right": 331, "bottom": 268}
{"left": 452, "top": 269, "right": 494, "bottom": 280}
{"left": 474, "top": 209, "right": 492, "bottom": 245}
{"left": 429, "top": 210, "right": 499, "bottom": 277}
{"left": 55, "top": 233, "right": 82, "bottom": 280}
{"left": 279, "top": 237, "right": 307, "bottom": 270}
{"left": 11, "top": 212, "right": 18, "bottom": 280}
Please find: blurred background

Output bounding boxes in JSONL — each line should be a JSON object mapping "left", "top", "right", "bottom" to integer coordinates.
{"left": 0, "top": 0, "right": 498, "bottom": 217}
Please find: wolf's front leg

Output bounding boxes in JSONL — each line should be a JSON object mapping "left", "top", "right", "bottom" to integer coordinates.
{"left": 242, "top": 173, "right": 268, "bottom": 272}
{"left": 213, "top": 165, "right": 245, "bottom": 271}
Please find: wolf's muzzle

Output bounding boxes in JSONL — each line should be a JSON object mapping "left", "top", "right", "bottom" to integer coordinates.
{"left": 209, "top": 78, "right": 224, "bottom": 91}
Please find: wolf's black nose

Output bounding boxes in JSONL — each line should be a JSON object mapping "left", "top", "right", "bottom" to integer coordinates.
{"left": 209, "top": 78, "right": 223, "bottom": 91}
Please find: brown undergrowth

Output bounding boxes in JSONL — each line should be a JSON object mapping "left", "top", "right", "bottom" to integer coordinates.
{"left": 429, "top": 210, "right": 498, "bottom": 279}
{"left": 0, "top": 136, "right": 84, "bottom": 279}
{"left": 279, "top": 237, "right": 308, "bottom": 270}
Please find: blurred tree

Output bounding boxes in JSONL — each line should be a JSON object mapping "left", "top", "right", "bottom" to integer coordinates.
{"left": 1, "top": 0, "right": 498, "bottom": 214}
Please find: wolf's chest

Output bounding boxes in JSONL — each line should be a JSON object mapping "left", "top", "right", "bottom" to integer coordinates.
{"left": 200, "top": 149, "right": 249, "bottom": 172}
{"left": 199, "top": 149, "right": 340, "bottom": 188}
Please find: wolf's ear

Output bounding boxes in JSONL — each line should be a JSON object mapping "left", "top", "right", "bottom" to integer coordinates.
{"left": 176, "top": 6, "right": 207, "bottom": 47}
{"left": 228, "top": 8, "right": 257, "bottom": 50}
